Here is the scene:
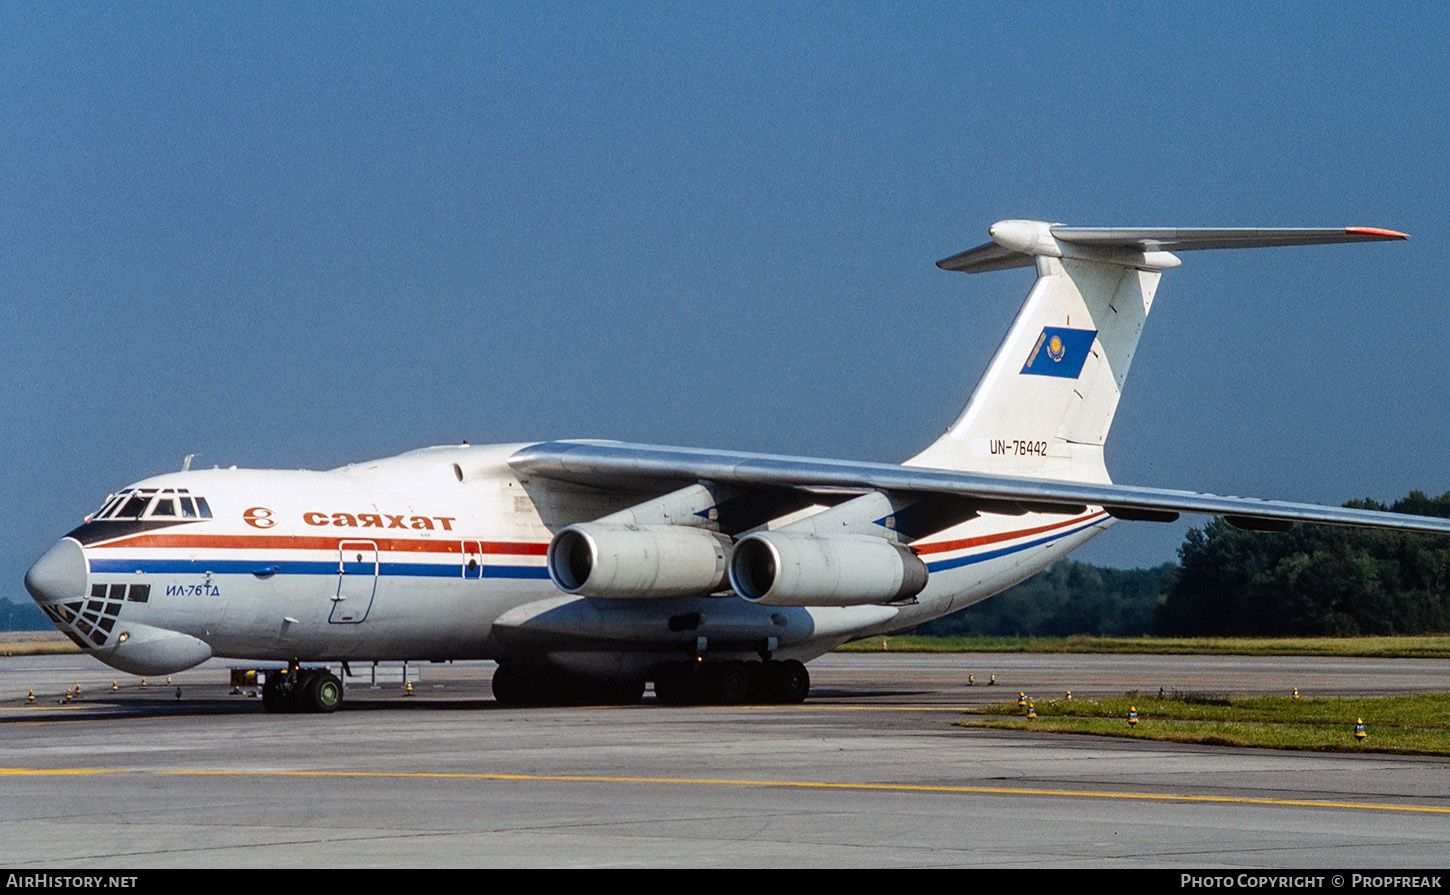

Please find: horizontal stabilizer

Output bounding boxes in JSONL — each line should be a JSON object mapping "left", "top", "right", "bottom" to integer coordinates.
{"left": 938, "top": 221, "right": 1409, "bottom": 273}
{"left": 933, "top": 241, "right": 1036, "bottom": 274}
{"left": 1050, "top": 226, "right": 1410, "bottom": 251}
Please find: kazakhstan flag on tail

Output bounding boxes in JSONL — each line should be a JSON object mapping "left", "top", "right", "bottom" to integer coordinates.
{"left": 1021, "top": 327, "right": 1096, "bottom": 378}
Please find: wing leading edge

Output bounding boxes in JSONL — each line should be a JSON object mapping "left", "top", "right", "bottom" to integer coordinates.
{"left": 508, "top": 440, "right": 1450, "bottom": 535}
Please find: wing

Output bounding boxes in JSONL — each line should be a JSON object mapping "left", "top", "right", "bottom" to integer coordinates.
{"left": 509, "top": 439, "right": 1450, "bottom": 535}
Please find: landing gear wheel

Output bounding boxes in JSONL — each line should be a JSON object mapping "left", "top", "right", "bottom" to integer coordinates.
{"left": 301, "top": 671, "right": 343, "bottom": 713}
{"left": 714, "top": 661, "right": 752, "bottom": 704}
{"left": 491, "top": 663, "right": 529, "bottom": 706}
{"left": 261, "top": 667, "right": 344, "bottom": 714}
{"left": 765, "top": 660, "right": 810, "bottom": 703}
{"left": 654, "top": 660, "right": 786, "bottom": 706}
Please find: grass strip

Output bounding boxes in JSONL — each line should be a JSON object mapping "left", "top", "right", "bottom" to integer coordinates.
{"left": 0, "top": 633, "right": 79, "bottom": 657}
{"left": 838, "top": 634, "right": 1450, "bottom": 658}
{"left": 962, "top": 693, "right": 1450, "bottom": 754}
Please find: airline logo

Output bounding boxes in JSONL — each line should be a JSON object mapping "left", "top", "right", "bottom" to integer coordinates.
{"left": 242, "top": 506, "right": 459, "bottom": 531}
{"left": 242, "top": 507, "right": 276, "bottom": 529}
{"left": 1021, "top": 327, "right": 1096, "bottom": 378}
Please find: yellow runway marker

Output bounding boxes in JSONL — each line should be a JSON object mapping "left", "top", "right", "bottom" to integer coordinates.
{"left": 0, "top": 768, "right": 123, "bottom": 776}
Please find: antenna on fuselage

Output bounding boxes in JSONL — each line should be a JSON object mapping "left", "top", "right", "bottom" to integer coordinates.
{"left": 182, "top": 454, "right": 195, "bottom": 472}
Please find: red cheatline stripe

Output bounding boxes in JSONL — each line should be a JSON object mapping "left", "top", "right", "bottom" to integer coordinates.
{"left": 86, "top": 532, "right": 549, "bottom": 555}
{"left": 911, "top": 511, "right": 1109, "bottom": 556}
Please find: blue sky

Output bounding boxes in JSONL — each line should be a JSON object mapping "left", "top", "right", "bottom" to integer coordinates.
{"left": 5, "top": 3, "right": 1449, "bottom": 600}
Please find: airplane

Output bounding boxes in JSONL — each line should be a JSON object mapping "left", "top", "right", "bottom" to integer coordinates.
{"left": 24, "top": 219, "right": 1450, "bottom": 713}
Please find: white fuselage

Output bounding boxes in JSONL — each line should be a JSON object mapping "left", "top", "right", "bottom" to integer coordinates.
{"left": 31, "top": 442, "right": 1110, "bottom": 677}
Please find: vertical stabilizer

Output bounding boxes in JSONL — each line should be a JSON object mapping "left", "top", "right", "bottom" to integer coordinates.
{"left": 907, "top": 220, "right": 1408, "bottom": 483}
{"left": 908, "top": 222, "right": 1168, "bottom": 482}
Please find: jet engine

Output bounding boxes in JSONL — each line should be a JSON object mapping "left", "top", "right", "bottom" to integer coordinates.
{"left": 547, "top": 522, "right": 731, "bottom": 599}
{"left": 728, "top": 530, "right": 928, "bottom": 607}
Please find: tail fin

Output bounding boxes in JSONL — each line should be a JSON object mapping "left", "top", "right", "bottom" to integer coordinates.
{"left": 907, "top": 221, "right": 1408, "bottom": 483}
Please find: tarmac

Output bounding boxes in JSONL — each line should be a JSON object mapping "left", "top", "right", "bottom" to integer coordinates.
{"left": 3, "top": 650, "right": 1450, "bottom": 868}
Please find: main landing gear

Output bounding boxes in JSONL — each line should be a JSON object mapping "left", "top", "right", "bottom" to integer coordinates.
{"left": 652, "top": 659, "right": 809, "bottom": 706}
{"left": 261, "top": 663, "right": 343, "bottom": 714}
{"left": 490, "top": 658, "right": 809, "bottom": 708}
{"left": 490, "top": 663, "right": 646, "bottom": 707}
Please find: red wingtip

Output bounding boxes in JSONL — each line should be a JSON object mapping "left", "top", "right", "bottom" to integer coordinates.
{"left": 1346, "top": 226, "right": 1410, "bottom": 239}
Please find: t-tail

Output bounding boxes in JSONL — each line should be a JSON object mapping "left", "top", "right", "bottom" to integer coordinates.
{"left": 907, "top": 221, "right": 1408, "bottom": 483}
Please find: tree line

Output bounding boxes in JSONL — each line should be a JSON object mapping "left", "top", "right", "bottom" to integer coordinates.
{"left": 919, "top": 490, "right": 1450, "bottom": 638}
{"left": 1155, "top": 491, "right": 1450, "bottom": 636}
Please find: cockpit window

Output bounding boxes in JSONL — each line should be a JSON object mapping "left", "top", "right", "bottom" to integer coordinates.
{"left": 114, "top": 493, "right": 153, "bottom": 519}
{"left": 93, "top": 492, "right": 124, "bottom": 518}
{"left": 92, "top": 487, "right": 213, "bottom": 521}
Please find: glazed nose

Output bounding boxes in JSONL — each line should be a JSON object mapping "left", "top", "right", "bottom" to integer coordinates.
{"left": 25, "top": 538, "right": 88, "bottom": 604}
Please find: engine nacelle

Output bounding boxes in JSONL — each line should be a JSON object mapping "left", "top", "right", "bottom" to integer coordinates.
{"left": 548, "top": 523, "right": 731, "bottom": 598}
{"left": 728, "top": 531, "right": 929, "bottom": 607}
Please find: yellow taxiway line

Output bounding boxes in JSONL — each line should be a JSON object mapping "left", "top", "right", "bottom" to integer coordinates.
{"left": 3, "top": 766, "right": 1447, "bottom": 815}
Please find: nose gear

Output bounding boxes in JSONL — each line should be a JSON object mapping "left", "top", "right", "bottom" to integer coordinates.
{"left": 262, "top": 661, "right": 343, "bottom": 713}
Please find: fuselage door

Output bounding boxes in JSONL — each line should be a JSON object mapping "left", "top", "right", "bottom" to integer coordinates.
{"left": 331, "top": 540, "right": 379, "bottom": 624}
{"left": 463, "top": 540, "right": 484, "bottom": 580}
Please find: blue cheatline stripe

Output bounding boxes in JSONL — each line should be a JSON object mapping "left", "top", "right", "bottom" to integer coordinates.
{"left": 923, "top": 517, "right": 1107, "bottom": 573}
{"left": 481, "top": 565, "right": 551, "bottom": 579}
{"left": 381, "top": 562, "right": 451, "bottom": 577}
{"left": 374, "top": 562, "right": 548, "bottom": 579}
{"left": 88, "top": 559, "right": 335, "bottom": 575}
{"left": 86, "top": 558, "right": 549, "bottom": 580}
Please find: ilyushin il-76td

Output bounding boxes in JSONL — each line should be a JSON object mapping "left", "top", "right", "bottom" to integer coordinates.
{"left": 26, "top": 220, "right": 1449, "bottom": 712}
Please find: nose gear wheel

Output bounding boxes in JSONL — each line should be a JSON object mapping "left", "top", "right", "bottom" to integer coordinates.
{"left": 262, "top": 664, "right": 343, "bottom": 713}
